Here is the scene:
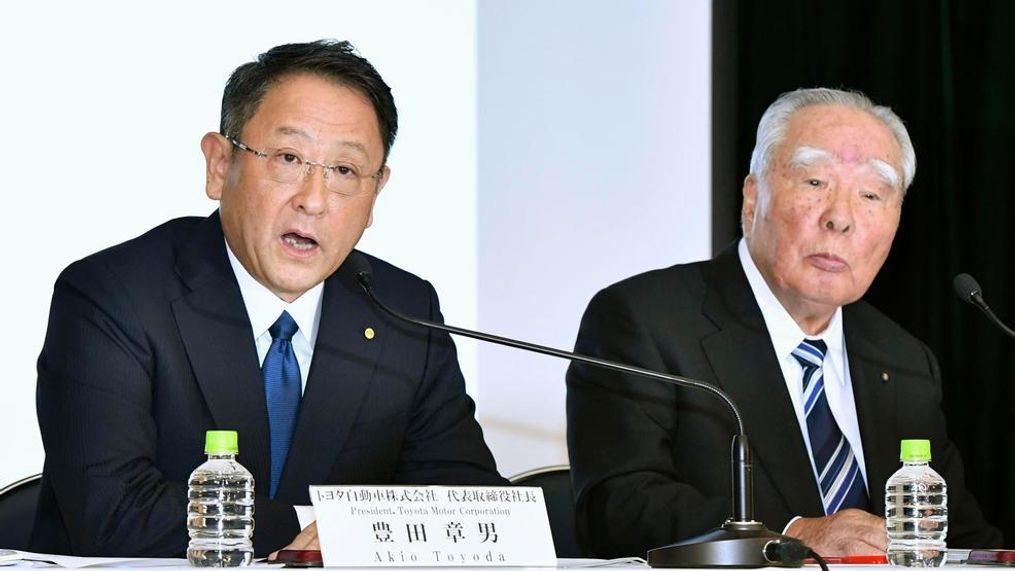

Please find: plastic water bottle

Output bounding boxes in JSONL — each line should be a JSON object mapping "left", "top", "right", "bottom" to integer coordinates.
{"left": 885, "top": 439, "right": 947, "bottom": 567}
{"left": 187, "top": 431, "right": 255, "bottom": 567}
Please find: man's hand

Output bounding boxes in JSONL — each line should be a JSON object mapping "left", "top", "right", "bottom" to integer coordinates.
{"left": 784, "top": 509, "right": 886, "bottom": 557}
{"left": 268, "top": 522, "right": 320, "bottom": 560}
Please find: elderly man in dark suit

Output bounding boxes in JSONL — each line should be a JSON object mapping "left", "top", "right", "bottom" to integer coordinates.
{"left": 32, "top": 40, "right": 504, "bottom": 558}
{"left": 567, "top": 88, "right": 1002, "bottom": 558}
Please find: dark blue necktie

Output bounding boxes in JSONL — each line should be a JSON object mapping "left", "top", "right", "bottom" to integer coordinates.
{"left": 792, "top": 339, "right": 869, "bottom": 514}
{"left": 262, "top": 311, "right": 301, "bottom": 498}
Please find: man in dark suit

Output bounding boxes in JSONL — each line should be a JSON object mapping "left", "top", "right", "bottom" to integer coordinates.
{"left": 567, "top": 88, "right": 1002, "bottom": 558}
{"left": 32, "top": 40, "right": 505, "bottom": 558}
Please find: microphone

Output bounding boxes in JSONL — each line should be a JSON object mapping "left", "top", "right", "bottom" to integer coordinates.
{"left": 344, "top": 252, "right": 807, "bottom": 568}
{"left": 953, "top": 273, "right": 1015, "bottom": 339}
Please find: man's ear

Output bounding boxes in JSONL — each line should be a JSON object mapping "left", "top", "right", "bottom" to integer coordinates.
{"left": 365, "top": 165, "right": 391, "bottom": 228}
{"left": 741, "top": 174, "right": 758, "bottom": 237}
{"left": 201, "top": 132, "right": 232, "bottom": 200}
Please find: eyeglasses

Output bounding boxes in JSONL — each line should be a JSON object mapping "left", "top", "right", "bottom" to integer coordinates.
{"left": 229, "top": 138, "right": 383, "bottom": 197}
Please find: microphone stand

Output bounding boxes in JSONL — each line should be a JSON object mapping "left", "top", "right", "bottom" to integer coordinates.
{"left": 353, "top": 265, "right": 805, "bottom": 568}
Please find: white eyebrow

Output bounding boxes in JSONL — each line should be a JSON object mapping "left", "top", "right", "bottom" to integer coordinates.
{"left": 787, "top": 146, "right": 833, "bottom": 168}
{"left": 868, "top": 158, "right": 901, "bottom": 190}
{"left": 789, "top": 145, "right": 901, "bottom": 190}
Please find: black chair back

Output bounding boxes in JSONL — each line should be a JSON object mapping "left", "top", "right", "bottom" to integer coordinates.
{"left": 510, "top": 465, "right": 582, "bottom": 558}
{"left": 0, "top": 474, "right": 42, "bottom": 551}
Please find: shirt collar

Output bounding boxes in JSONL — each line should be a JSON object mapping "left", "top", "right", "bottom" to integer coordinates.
{"left": 225, "top": 240, "right": 323, "bottom": 346}
{"left": 737, "top": 238, "right": 844, "bottom": 378}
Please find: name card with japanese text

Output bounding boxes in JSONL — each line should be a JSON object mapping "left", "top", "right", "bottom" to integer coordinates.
{"left": 310, "top": 485, "right": 556, "bottom": 567}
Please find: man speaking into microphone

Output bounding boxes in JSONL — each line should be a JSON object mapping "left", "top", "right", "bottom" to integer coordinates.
{"left": 33, "top": 40, "right": 505, "bottom": 558}
{"left": 566, "top": 88, "right": 1002, "bottom": 558}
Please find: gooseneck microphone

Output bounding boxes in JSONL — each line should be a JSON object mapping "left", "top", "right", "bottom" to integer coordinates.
{"left": 344, "top": 253, "right": 807, "bottom": 568}
{"left": 953, "top": 273, "right": 1015, "bottom": 339}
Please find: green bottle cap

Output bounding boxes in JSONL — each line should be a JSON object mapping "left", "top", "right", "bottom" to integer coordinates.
{"left": 900, "top": 439, "right": 931, "bottom": 462}
{"left": 205, "top": 430, "right": 239, "bottom": 454}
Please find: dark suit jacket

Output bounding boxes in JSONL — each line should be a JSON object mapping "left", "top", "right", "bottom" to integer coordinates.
{"left": 32, "top": 212, "right": 505, "bottom": 557}
{"left": 566, "top": 244, "right": 1001, "bottom": 558}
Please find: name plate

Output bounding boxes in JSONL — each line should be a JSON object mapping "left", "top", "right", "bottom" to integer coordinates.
{"left": 310, "top": 485, "right": 556, "bottom": 567}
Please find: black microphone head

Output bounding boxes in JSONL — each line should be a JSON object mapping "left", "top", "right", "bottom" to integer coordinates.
{"left": 955, "top": 272, "right": 1015, "bottom": 339}
{"left": 953, "top": 273, "right": 982, "bottom": 304}
{"left": 340, "top": 251, "right": 374, "bottom": 289}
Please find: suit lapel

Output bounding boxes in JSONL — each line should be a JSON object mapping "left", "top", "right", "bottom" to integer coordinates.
{"left": 276, "top": 257, "right": 384, "bottom": 501}
{"left": 170, "top": 211, "right": 271, "bottom": 487}
{"left": 699, "top": 246, "right": 825, "bottom": 517}
{"left": 843, "top": 308, "right": 900, "bottom": 516}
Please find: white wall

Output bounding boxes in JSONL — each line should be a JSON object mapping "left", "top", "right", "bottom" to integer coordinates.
{"left": 0, "top": 0, "right": 712, "bottom": 488}
{"left": 475, "top": 1, "right": 713, "bottom": 477}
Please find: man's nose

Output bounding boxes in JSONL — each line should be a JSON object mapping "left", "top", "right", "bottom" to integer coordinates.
{"left": 292, "top": 164, "right": 329, "bottom": 215}
{"left": 820, "top": 189, "right": 853, "bottom": 234}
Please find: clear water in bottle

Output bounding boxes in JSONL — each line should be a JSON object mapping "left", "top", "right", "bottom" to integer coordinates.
{"left": 187, "top": 431, "right": 254, "bottom": 567}
{"left": 885, "top": 439, "right": 947, "bottom": 567}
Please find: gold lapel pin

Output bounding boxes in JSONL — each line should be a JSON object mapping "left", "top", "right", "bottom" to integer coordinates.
{"left": 364, "top": 327, "right": 375, "bottom": 340}
{"left": 881, "top": 371, "right": 890, "bottom": 383}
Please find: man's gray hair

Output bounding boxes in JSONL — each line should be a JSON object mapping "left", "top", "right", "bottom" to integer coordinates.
{"left": 748, "top": 88, "right": 916, "bottom": 192}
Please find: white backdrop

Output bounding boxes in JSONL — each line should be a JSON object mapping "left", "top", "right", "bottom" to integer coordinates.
{"left": 476, "top": 1, "right": 713, "bottom": 476}
{"left": 0, "top": 0, "right": 711, "bottom": 487}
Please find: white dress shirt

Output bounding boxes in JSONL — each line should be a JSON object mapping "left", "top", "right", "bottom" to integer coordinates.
{"left": 225, "top": 241, "right": 320, "bottom": 529}
{"left": 225, "top": 243, "right": 323, "bottom": 393}
{"left": 737, "top": 239, "right": 870, "bottom": 501}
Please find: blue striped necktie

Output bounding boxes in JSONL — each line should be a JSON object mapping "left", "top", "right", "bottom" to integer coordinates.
{"left": 262, "top": 311, "right": 302, "bottom": 498}
{"left": 792, "top": 339, "right": 869, "bottom": 514}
